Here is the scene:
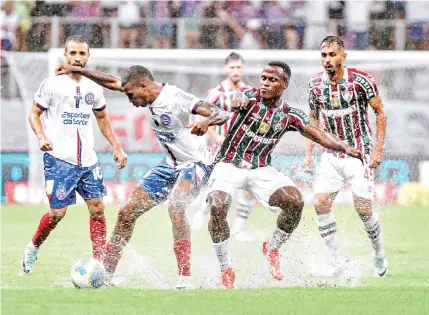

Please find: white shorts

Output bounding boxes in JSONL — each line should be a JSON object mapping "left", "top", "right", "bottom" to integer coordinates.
{"left": 313, "top": 152, "right": 374, "bottom": 200}
{"left": 207, "top": 162, "right": 296, "bottom": 213}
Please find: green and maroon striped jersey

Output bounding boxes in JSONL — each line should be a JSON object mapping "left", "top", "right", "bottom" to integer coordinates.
{"left": 215, "top": 88, "right": 310, "bottom": 169}
{"left": 308, "top": 67, "right": 379, "bottom": 156}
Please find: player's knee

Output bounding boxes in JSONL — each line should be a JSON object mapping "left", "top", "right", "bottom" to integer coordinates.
{"left": 207, "top": 191, "right": 230, "bottom": 219}
{"left": 314, "top": 194, "right": 334, "bottom": 214}
{"left": 49, "top": 208, "right": 67, "bottom": 223}
{"left": 269, "top": 186, "right": 304, "bottom": 213}
{"left": 88, "top": 200, "right": 105, "bottom": 218}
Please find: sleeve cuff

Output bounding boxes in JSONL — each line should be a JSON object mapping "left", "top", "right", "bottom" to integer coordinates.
{"left": 191, "top": 103, "right": 200, "bottom": 115}
{"left": 93, "top": 105, "right": 106, "bottom": 112}
{"left": 35, "top": 103, "right": 47, "bottom": 111}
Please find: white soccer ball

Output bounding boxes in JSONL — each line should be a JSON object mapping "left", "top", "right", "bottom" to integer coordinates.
{"left": 70, "top": 258, "right": 106, "bottom": 289}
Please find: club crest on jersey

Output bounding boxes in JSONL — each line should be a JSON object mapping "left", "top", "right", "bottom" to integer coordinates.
{"left": 342, "top": 90, "right": 353, "bottom": 103}
{"left": 84, "top": 93, "right": 95, "bottom": 105}
{"left": 55, "top": 185, "right": 66, "bottom": 200}
{"left": 258, "top": 122, "right": 270, "bottom": 135}
{"left": 160, "top": 114, "right": 172, "bottom": 126}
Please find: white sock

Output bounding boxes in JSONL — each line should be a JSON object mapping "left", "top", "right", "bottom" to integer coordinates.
{"left": 213, "top": 239, "right": 231, "bottom": 271}
{"left": 317, "top": 212, "right": 342, "bottom": 263}
{"left": 28, "top": 242, "right": 39, "bottom": 252}
{"left": 362, "top": 212, "right": 385, "bottom": 258}
{"left": 268, "top": 227, "right": 291, "bottom": 251}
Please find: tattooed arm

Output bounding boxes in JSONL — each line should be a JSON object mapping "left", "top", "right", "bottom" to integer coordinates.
{"left": 186, "top": 101, "right": 230, "bottom": 136}
{"left": 56, "top": 64, "right": 123, "bottom": 92}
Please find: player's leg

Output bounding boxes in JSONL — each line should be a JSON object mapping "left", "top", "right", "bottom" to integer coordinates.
{"left": 103, "top": 160, "right": 174, "bottom": 280}
{"left": 231, "top": 188, "right": 254, "bottom": 240}
{"left": 313, "top": 153, "right": 345, "bottom": 271}
{"left": 207, "top": 162, "right": 244, "bottom": 289}
{"left": 347, "top": 158, "right": 388, "bottom": 277}
{"left": 22, "top": 154, "right": 78, "bottom": 273}
{"left": 248, "top": 166, "right": 304, "bottom": 281}
{"left": 168, "top": 162, "right": 212, "bottom": 289}
{"left": 77, "top": 163, "right": 107, "bottom": 262}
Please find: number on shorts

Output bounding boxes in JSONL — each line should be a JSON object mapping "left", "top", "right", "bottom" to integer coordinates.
{"left": 92, "top": 167, "right": 103, "bottom": 180}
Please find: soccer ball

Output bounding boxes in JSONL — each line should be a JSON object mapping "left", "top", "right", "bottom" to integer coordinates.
{"left": 70, "top": 258, "right": 106, "bottom": 289}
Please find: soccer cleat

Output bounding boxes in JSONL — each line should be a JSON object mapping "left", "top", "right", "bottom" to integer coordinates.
{"left": 21, "top": 242, "right": 38, "bottom": 274}
{"left": 220, "top": 268, "right": 235, "bottom": 289}
{"left": 374, "top": 255, "right": 388, "bottom": 277}
{"left": 262, "top": 241, "right": 283, "bottom": 281}
{"left": 175, "top": 276, "right": 195, "bottom": 290}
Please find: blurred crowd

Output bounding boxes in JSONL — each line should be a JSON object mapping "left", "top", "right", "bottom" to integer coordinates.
{"left": 1, "top": 0, "right": 428, "bottom": 53}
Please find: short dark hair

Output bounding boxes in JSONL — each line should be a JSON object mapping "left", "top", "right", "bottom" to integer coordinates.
{"left": 267, "top": 61, "right": 291, "bottom": 81}
{"left": 225, "top": 52, "right": 244, "bottom": 65}
{"left": 121, "top": 65, "right": 155, "bottom": 86}
{"left": 65, "top": 35, "right": 89, "bottom": 51}
{"left": 320, "top": 36, "right": 344, "bottom": 50}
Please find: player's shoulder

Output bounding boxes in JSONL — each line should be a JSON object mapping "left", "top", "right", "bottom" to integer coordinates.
{"left": 242, "top": 87, "right": 259, "bottom": 99}
{"left": 167, "top": 84, "right": 197, "bottom": 102}
{"left": 287, "top": 105, "right": 310, "bottom": 125}
{"left": 308, "top": 72, "right": 323, "bottom": 89}
{"left": 349, "top": 67, "right": 375, "bottom": 81}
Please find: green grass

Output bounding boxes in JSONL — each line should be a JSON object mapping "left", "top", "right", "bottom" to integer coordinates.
{"left": 2, "top": 203, "right": 429, "bottom": 314}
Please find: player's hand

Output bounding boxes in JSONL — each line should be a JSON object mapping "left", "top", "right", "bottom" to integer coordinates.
{"left": 55, "top": 64, "right": 75, "bottom": 76}
{"left": 113, "top": 145, "right": 127, "bottom": 169}
{"left": 345, "top": 147, "right": 363, "bottom": 163}
{"left": 369, "top": 150, "right": 383, "bottom": 169}
{"left": 231, "top": 90, "right": 250, "bottom": 110}
{"left": 39, "top": 136, "right": 53, "bottom": 151}
{"left": 303, "top": 155, "right": 313, "bottom": 173}
{"left": 186, "top": 120, "right": 210, "bottom": 136}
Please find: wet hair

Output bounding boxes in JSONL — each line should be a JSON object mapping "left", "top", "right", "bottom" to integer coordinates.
{"left": 225, "top": 52, "right": 244, "bottom": 65}
{"left": 320, "top": 35, "right": 344, "bottom": 50}
{"left": 267, "top": 61, "right": 291, "bottom": 81}
{"left": 65, "top": 35, "right": 89, "bottom": 51}
{"left": 121, "top": 65, "right": 155, "bottom": 86}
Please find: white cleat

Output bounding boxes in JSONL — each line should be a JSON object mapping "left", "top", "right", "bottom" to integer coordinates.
{"left": 175, "top": 276, "right": 195, "bottom": 290}
{"left": 374, "top": 255, "right": 388, "bottom": 277}
{"left": 21, "top": 242, "right": 38, "bottom": 274}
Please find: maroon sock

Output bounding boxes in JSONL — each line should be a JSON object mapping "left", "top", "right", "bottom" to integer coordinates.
{"left": 173, "top": 239, "right": 191, "bottom": 276}
{"left": 103, "top": 240, "right": 124, "bottom": 275}
{"left": 32, "top": 212, "right": 58, "bottom": 247}
{"left": 90, "top": 216, "right": 107, "bottom": 261}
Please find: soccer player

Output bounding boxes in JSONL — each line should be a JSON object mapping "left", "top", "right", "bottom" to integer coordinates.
{"left": 193, "top": 52, "right": 255, "bottom": 240}
{"left": 21, "top": 35, "right": 127, "bottom": 274}
{"left": 55, "top": 63, "right": 229, "bottom": 289}
{"left": 304, "top": 36, "right": 388, "bottom": 277}
{"left": 205, "top": 61, "right": 363, "bottom": 289}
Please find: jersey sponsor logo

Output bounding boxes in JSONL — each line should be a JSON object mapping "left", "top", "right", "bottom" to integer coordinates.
{"left": 160, "top": 114, "right": 172, "bottom": 126}
{"left": 242, "top": 125, "right": 276, "bottom": 144}
{"left": 37, "top": 79, "right": 46, "bottom": 98}
{"left": 250, "top": 112, "right": 263, "bottom": 122}
{"left": 61, "top": 112, "right": 91, "bottom": 126}
{"left": 176, "top": 91, "right": 195, "bottom": 102}
{"left": 355, "top": 75, "right": 375, "bottom": 98}
{"left": 55, "top": 185, "right": 67, "bottom": 200}
{"left": 153, "top": 129, "right": 177, "bottom": 143}
{"left": 84, "top": 92, "right": 95, "bottom": 105}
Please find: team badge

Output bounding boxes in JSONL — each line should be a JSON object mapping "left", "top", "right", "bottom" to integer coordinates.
{"left": 160, "top": 114, "right": 172, "bottom": 126}
{"left": 84, "top": 93, "right": 95, "bottom": 105}
{"left": 258, "top": 122, "right": 270, "bottom": 135}
{"left": 342, "top": 90, "right": 353, "bottom": 103}
{"left": 55, "top": 185, "right": 66, "bottom": 200}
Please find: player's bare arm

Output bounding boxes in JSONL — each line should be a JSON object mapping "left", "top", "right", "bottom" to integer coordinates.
{"left": 368, "top": 95, "right": 387, "bottom": 169}
{"left": 93, "top": 109, "right": 128, "bottom": 169}
{"left": 301, "top": 124, "right": 363, "bottom": 161}
{"left": 186, "top": 101, "right": 230, "bottom": 136}
{"left": 56, "top": 64, "right": 123, "bottom": 92}
{"left": 303, "top": 109, "right": 319, "bottom": 172}
{"left": 28, "top": 102, "right": 53, "bottom": 151}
